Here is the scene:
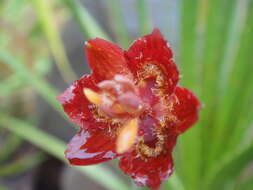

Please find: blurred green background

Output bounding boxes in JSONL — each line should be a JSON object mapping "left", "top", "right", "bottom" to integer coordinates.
{"left": 0, "top": 0, "right": 253, "bottom": 190}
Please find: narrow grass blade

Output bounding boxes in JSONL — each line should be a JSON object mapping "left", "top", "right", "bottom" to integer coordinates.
{"left": 31, "top": 0, "right": 77, "bottom": 83}
{"left": 136, "top": 0, "right": 152, "bottom": 35}
{"left": 0, "top": 152, "right": 46, "bottom": 177}
{"left": 226, "top": 1, "right": 253, "bottom": 152}
{"left": 208, "top": 0, "right": 253, "bottom": 166}
{"left": 0, "top": 75, "right": 25, "bottom": 97}
{"left": 0, "top": 114, "right": 129, "bottom": 190}
{"left": 198, "top": 0, "right": 237, "bottom": 171}
{"left": 62, "top": 0, "right": 110, "bottom": 40}
{"left": 107, "top": 0, "right": 130, "bottom": 48}
{"left": 0, "top": 134, "right": 22, "bottom": 163}
{"left": 165, "top": 172, "right": 185, "bottom": 190}
{"left": 239, "top": 174, "right": 253, "bottom": 190}
{"left": 0, "top": 185, "right": 8, "bottom": 190}
{"left": 204, "top": 140, "right": 253, "bottom": 189}
{"left": 0, "top": 48, "right": 61, "bottom": 114}
{"left": 178, "top": 0, "right": 202, "bottom": 189}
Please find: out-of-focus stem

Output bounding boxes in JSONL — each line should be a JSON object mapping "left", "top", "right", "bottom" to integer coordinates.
{"left": 0, "top": 49, "right": 62, "bottom": 114}
{"left": 0, "top": 114, "right": 129, "bottom": 190}
{"left": 31, "top": 0, "right": 77, "bottom": 83}
{"left": 0, "top": 185, "right": 8, "bottom": 190}
{"left": 136, "top": 0, "right": 152, "bottom": 35}
{"left": 0, "top": 152, "right": 46, "bottom": 177}
{"left": 62, "top": 0, "right": 110, "bottom": 40}
{"left": 107, "top": 0, "right": 130, "bottom": 48}
{"left": 165, "top": 172, "right": 185, "bottom": 190}
{"left": 0, "top": 134, "right": 22, "bottom": 163}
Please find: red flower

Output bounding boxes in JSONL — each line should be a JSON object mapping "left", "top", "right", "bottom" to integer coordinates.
{"left": 58, "top": 29, "right": 201, "bottom": 190}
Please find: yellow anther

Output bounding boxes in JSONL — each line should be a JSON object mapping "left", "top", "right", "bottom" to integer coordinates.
{"left": 83, "top": 88, "right": 102, "bottom": 105}
{"left": 116, "top": 118, "right": 138, "bottom": 154}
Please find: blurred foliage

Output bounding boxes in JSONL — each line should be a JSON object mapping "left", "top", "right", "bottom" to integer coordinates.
{"left": 0, "top": 0, "right": 253, "bottom": 190}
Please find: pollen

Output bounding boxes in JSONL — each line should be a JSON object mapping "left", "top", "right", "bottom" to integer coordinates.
{"left": 116, "top": 118, "right": 138, "bottom": 154}
{"left": 83, "top": 88, "right": 102, "bottom": 105}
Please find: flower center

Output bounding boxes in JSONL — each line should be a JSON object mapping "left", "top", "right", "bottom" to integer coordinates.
{"left": 84, "top": 75, "right": 144, "bottom": 120}
{"left": 83, "top": 64, "right": 177, "bottom": 156}
{"left": 136, "top": 113, "right": 166, "bottom": 159}
{"left": 137, "top": 63, "right": 166, "bottom": 88}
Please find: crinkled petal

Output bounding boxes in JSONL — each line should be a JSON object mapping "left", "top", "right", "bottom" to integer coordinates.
{"left": 65, "top": 129, "right": 118, "bottom": 165}
{"left": 57, "top": 75, "right": 107, "bottom": 129}
{"left": 119, "top": 134, "right": 177, "bottom": 190}
{"left": 85, "top": 38, "right": 131, "bottom": 82}
{"left": 125, "top": 29, "right": 179, "bottom": 94}
{"left": 171, "top": 87, "right": 201, "bottom": 133}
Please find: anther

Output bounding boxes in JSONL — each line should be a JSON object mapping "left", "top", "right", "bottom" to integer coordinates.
{"left": 116, "top": 118, "right": 138, "bottom": 154}
{"left": 83, "top": 88, "right": 102, "bottom": 105}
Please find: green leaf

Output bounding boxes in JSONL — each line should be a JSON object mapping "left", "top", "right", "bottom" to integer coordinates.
{"left": 31, "top": 0, "right": 77, "bottom": 83}
{"left": 178, "top": 0, "right": 202, "bottom": 189}
{"left": 0, "top": 75, "right": 25, "bottom": 97}
{"left": 0, "top": 114, "right": 129, "bottom": 190}
{"left": 238, "top": 174, "right": 253, "bottom": 190}
{"left": 136, "top": 0, "right": 152, "bottom": 35}
{"left": 208, "top": 0, "right": 253, "bottom": 166}
{"left": 0, "top": 133, "right": 22, "bottom": 163}
{"left": 107, "top": 0, "right": 130, "bottom": 48}
{"left": 0, "top": 152, "right": 46, "bottom": 177}
{"left": 204, "top": 140, "right": 253, "bottom": 189}
{"left": 0, "top": 48, "right": 62, "bottom": 114}
{"left": 0, "top": 185, "right": 9, "bottom": 190}
{"left": 165, "top": 172, "right": 185, "bottom": 190}
{"left": 226, "top": 0, "right": 253, "bottom": 152}
{"left": 62, "top": 0, "right": 110, "bottom": 40}
{"left": 199, "top": 0, "right": 237, "bottom": 171}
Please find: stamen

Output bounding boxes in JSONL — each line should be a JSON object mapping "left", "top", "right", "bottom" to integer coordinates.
{"left": 83, "top": 88, "right": 102, "bottom": 105}
{"left": 111, "top": 103, "right": 125, "bottom": 114}
{"left": 116, "top": 118, "right": 138, "bottom": 154}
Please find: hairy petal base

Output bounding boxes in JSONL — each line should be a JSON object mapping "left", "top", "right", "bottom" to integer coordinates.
{"left": 125, "top": 29, "right": 179, "bottom": 95}
{"left": 119, "top": 134, "right": 177, "bottom": 190}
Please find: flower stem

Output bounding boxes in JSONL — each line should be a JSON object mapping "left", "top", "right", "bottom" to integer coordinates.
{"left": 62, "top": 0, "right": 110, "bottom": 40}
{"left": 31, "top": 0, "right": 77, "bottom": 83}
{"left": 107, "top": 0, "right": 130, "bottom": 48}
{"left": 136, "top": 0, "right": 152, "bottom": 35}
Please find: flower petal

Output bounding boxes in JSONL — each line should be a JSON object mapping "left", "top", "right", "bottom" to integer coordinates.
{"left": 57, "top": 75, "right": 107, "bottom": 129}
{"left": 125, "top": 29, "right": 179, "bottom": 94}
{"left": 119, "top": 134, "right": 177, "bottom": 190}
{"left": 65, "top": 129, "right": 118, "bottom": 165}
{"left": 171, "top": 87, "right": 201, "bottom": 133}
{"left": 85, "top": 38, "right": 131, "bottom": 82}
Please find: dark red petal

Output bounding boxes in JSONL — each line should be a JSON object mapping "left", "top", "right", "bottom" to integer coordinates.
{"left": 57, "top": 75, "right": 107, "bottom": 129}
{"left": 65, "top": 129, "right": 118, "bottom": 165}
{"left": 119, "top": 134, "right": 177, "bottom": 190}
{"left": 85, "top": 38, "right": 131, "bottom": 82}
{"left": 171, "top": 87, "right": 201, "bottom": 134}
{"left": 125, "top": 29, "right": 179, "bottom": 94}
